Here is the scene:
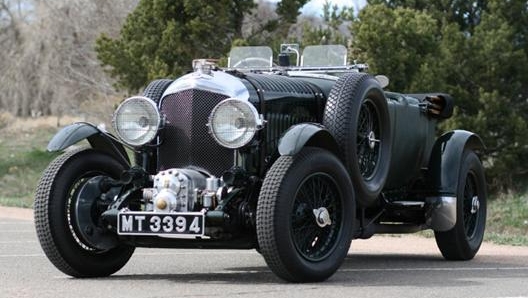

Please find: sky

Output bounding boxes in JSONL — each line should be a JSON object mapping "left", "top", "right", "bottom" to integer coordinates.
{"left": 266, "top": 0, "right": 367, "bottom": 16}
{"left": 300, "top": 0, "right": 367, "bottom": 15}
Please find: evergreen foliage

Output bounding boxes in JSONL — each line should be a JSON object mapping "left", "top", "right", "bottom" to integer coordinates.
{"left": 95, "top": 0, "right": 254, "bottom": 92}
{"left": 95, "top": 0, "right": 528, "bottom": 191}
{"left": 300, "top": 2, "right": 354, "bottom": 46}
{"left": 355, "top": 0, "right": 528, "bottom": 190}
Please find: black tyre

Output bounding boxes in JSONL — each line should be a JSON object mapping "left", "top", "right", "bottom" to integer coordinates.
{"left": 434, "top": 151, "right": 487, "bottom": 260}
{"left": 34, "top": 148, "right": 134, "bottom": 277}
{"left": 134, "top": 79, "right": 173, "bottom": 172}
{"left": 323, "top": 72, "right": 391, "bottom": 205}
{"left": 257, "top": 147, "right": 355, "bottom": 282}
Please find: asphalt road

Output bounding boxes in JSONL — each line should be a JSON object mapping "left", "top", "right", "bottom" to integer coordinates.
{"left": 1, "top": 207, "right": 528, "bottom": 298}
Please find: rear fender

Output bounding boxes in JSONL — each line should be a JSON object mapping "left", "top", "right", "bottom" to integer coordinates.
{"left": 278, "top": 123, "right": 340, "bottom": 157}
{"left": 47, "top": 122, "right": 130, "bottom": 167}
{"left": 427, "top": 130, "right": 485, "bottom": 195}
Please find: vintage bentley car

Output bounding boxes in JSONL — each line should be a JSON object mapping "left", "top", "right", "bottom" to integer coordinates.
{"left": 34, "top": 44, "right": 487, "bottom": 282}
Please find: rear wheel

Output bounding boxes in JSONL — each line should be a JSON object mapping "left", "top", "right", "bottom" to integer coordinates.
{"left": 257, "top": 147, "right": 355, "bottom": 282}
{"left": 323, "top": 72, "right": 391, "bottom": 205}
{"left": 34, "top": 148, "right": 134, "bottom": 277}
{"left": 434, "top": 151, "right": 487, "bottom": 260}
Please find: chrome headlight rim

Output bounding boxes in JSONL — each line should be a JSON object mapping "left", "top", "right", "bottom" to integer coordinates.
{"left": 208, "top": 98, "right": 264, "bottom": 149}
{"left": 112, "top": 96, "right": 161, "bottom": 147}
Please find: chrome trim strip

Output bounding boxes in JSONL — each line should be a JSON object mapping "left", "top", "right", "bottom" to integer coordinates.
{"left": 286, "top": 71, "right": 340, "bottom": 81}
{"left": 163, "top": 70, "right": 250, "bottom": 100}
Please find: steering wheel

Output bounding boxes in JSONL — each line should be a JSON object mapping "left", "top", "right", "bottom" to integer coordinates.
{"left": 232, "top": 57, "right": 273, "bottom": 68}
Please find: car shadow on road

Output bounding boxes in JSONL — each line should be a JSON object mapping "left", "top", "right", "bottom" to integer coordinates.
{"left": 107, "top": 266, "right": 278, "bottom": 284}
{"left": 104, "top": 252, "right": 525, "bottom": 286}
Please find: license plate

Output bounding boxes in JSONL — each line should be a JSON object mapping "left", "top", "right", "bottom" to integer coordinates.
{"left": 117, "top": 211, "right": 204, "bottom": 237}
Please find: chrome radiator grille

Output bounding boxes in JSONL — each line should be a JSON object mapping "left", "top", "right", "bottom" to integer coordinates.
{"left": 158, "top": 89, "right": 233, "bottom": 176}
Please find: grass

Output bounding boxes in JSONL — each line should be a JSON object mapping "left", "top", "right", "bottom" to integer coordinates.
{"left": 0, "top": 107, "right": 113, "bottom": 208}
{"left": 0, "top": 114, "right": 526, "bottom": 246}
{"left": 0, "top": 121, "right": 60, "bottom": 208}
{"left": 0, "top": 150, "right": 58, "bottom": 208}
{"left": 486, "top": 193, "right": 528, "bottom": 246}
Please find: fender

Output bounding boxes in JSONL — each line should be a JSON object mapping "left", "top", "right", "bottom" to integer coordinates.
{"left": 47, "top": 122, "right": 130, "bottom": 168}
{"left": 278, "top": 123, "right": 339, "bottom": 157}
{"left": 428, "top": 129, "right": 485, "bottom": 196}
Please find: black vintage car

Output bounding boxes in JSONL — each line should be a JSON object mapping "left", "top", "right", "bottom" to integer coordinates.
{"left": 34, "top": 44, "right": 487, "bottom": 282}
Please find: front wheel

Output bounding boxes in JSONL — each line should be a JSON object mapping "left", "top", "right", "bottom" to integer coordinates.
{"left": 257, "top": 147, "right": 355, "bottom": 282}
{"left": 434, "top": 151, "right": 487, "bottom": 260}
{"left": 34, "top": 148, "right": 134, "bottom": 277}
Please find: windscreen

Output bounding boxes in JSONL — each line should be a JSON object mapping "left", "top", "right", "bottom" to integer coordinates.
{"left": 228, "top": 46, "right": 273, "bottom": 68}
{"left": 301, "top": 45, "right": 348, "bottom": 67}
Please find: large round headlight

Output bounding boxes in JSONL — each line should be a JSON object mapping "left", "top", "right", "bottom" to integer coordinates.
{"left": 112, "top": 96, "right": 161, "bottom": 147}
{"left": 208, "top": 98, "right": 264, "bottom": 149}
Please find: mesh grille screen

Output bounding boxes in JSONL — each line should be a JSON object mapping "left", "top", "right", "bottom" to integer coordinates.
{"left": 158, "top": 90, "right": 233, "bottom": 176}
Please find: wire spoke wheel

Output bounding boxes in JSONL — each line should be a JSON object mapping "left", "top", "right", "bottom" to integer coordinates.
{"left": 434, "top": 150, "right": 487, "bottom": 260}
{"left": 291, "top": 173, "right": 342, "bottom": 261}
{"left": 257, "top": 147, "right": 355, "bottom": 282}
{"left": 323, "top": 72, "right": 392, "bottom": 204}
{"left": 356, "top": 99, "right": 381, "bottom": 179}
{"left": 463, "top": 172, "right": 480, "bottom": 239}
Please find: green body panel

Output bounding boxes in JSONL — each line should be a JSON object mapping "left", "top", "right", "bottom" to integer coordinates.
{"left": 427, "top": 130, "right": 485, "bottom": 196}
{"left": 278, "top": 123, "right": 339, "bottom": 157}
{"left": 47, "top": 122, "right": 130, "bottom": 167}
{"left": 384, "top": 93, "right": 437, "bottom": 190}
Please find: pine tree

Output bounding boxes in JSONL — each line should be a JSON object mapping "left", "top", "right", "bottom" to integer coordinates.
{"left": 350, "top": 4, "right": 438, "bottom": 92}
{"left": 354, "top": 0, "right": 528, "bottom": 190}
{"left": 95, "top": 0, "right": 254, "bottom": 92}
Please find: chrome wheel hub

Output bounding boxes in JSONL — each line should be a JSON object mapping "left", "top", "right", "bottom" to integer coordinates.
{"left": 313, "top": 207, "right": 332, "bottom": 228}
{"left": 367, "top": 131, "right": 380, "bottom": 150}
{"left": 470, "top": 196, "right": 480, "bottom": 214}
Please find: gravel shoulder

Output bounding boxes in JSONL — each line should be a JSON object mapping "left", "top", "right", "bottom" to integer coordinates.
{"left": 0, "top": 206, "right": 33, "bottom": 220}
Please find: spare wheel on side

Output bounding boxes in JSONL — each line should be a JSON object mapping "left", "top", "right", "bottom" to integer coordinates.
{"left": 323, "top": 72, "right": 392, "bottom": 206}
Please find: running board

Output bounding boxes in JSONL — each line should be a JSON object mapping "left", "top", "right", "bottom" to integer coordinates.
{"left": 390, "top": 201, "right": 425, "bottom": 207}
{"left": 385, "top": 200, "right": 425, "bottom": 210}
